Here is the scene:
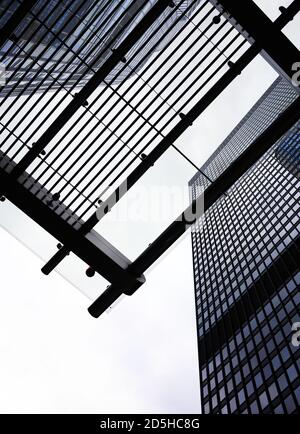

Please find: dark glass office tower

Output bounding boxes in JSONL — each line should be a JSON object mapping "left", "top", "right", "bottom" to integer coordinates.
{"left": 275, "top": 129, "right": 300, "bottom": 179}
{"left": 190, "top": 77, "right": 300, "bottom": 414}
{"left": 0, "top": 0, "right": 202, "bottom": 97}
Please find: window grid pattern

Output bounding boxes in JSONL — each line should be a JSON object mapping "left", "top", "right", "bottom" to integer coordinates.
{"left": 191, "top": 88, "right": 300, "bottom": 413}
{"left": 189, "top": 77, "right": 299, "bottom": 190}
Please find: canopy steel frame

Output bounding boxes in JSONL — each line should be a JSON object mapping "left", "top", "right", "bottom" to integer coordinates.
{"left": 42, "top": 1, "right": 299, "bottom": 275}
{"left": 0, "top": 0, "right": 299, "bottom": 317}
{"left": 88, "top": 96, "right": 300, "bottom": 317}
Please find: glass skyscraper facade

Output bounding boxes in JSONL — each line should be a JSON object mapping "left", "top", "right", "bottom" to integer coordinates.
{"left": 0, "top": 0, "right": 202, "bottom": 97}
{"left": 275, "top": 129, "right": 300, "bottom": 179}
{"left": 190, "top": 77, "right": 300, "bottom": 414}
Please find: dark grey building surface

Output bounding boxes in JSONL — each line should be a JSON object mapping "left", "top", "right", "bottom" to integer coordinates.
{"left": 190, "top": 77, "right": 300, "bottom": 414}
{"left": 0, "top": 0, "right": 202, "bottom": 96}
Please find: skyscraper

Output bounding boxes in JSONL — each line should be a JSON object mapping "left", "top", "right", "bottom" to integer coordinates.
{"left": 190, "top": 77, "right": 300, "bottom": 414}
{"left": 275, "top": 128, "right": 300, "bottom": 179}
{"left": 0, "top": 0, "right": 202, "bottom": 97}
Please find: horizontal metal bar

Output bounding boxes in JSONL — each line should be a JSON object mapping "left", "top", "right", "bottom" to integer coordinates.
{"left": 41, "top": 247, "right": 71, "bottom": 275}
{"left": 0, "top": 0, "right": 39, "bottom": 47}
{"left": 88, "top": 96, "right": 300, "bottom": 317}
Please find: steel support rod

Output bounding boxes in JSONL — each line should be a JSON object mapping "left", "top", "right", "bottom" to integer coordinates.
{"left": 88, "top": 96, "right": 300, "bottom": 317}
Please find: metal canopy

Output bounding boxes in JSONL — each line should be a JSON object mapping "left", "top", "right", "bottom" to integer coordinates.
{"left": 88, "top": 96, "right": 300, "bottom": 317}
{"left": 0, "top": 0, "right": 299, "bottom": 317}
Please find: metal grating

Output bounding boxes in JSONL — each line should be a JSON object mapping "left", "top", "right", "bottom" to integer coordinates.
{"left": 0, "top": 0, "right": 249, "bottom": 228}
{"left": 0, "top": 0, "right": 299, "bottom": 317}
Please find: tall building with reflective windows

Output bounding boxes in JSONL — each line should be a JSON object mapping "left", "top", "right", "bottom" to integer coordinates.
{"left": 190, "top": 77, "right": 300, "bottom": 414}
{"left": 275, "top": 129, "right": 300, "bottom": 179}
{"left": 0, "top": 0, "right": 202, "bottom": 97}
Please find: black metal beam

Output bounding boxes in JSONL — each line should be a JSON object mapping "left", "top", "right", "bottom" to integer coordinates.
{"left": 0, "top": 0, "right": 39, "bottom": 47}
{"left": 88, "top": 96, "right": 300, "bottom": 317}
{"left": 41, "top": 2, "right": 299, "bottom": 276}
{"left": 75, "top": 6, "right": 300, "bottom": 227}
{"left": 274, "top": 0, "right": 300, "bottom": 28}
{"left": 210, "top": 0, "right": 300, "bottom": 90}
{"left": 0, "top": 167, "right": 144, "bottom": 289}
{"left": 9, "top": 0, "right": 172, "bottom": 179}
{"left": 42, "top": 46, "right": 259, "bottom": 276}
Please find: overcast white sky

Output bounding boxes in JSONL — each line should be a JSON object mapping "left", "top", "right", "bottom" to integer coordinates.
{"left": 0, "top": 0, "right": 299, "bottom": 414}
